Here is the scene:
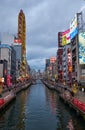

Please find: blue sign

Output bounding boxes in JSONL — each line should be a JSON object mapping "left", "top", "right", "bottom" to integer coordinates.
{"left": 70, "top": 28, "right": 78, "bottom": 39}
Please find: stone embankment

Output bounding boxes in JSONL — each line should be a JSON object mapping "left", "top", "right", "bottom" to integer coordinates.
{"left": 0, "top": 81, "right": 32, "bottom": 112}
{"left": 43, "top": 80, "right": 85, "bottom": 120}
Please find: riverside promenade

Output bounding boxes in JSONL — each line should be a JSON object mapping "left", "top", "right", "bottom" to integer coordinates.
{"left": 0, "top": 80, "right": 32, "bottom": 112}
{"left": 42, "top": 80, "right": 85, "bottom": 120}
{"left": 57, "top": 83, "right": 85, "bottom": 103}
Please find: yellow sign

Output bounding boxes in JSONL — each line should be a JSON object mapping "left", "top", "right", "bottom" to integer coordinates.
{"left": 62, "top": 35, "right": 66, "bottom": 45}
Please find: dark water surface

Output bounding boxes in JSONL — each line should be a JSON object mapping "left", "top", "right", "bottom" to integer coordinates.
{"left": 0, "top": 80, "right": 85, "bottom": 130}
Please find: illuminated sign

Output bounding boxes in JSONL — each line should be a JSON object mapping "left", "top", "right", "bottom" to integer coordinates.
{"left": 14, "top": 38, "right": 22, "bottom": 45}
{"left": 70, "top": 14, "right": 78, "bottom": 39}
{"left": 0, "top": 78, "right": 4, "bottom": 83}
{"left": 50, "top": 57, "right": 56, "bottom": 63}
{"left": 79, "top": 32, "right": 85, "bottom": 64}
{"left": 67, "top": 48, "right": 72, "bottom": 72}
{"left": 49, "top": 66, "right": 52, "bottom": 71}
{"left": 62, "top": 29, "right": 70, "bottom": 46}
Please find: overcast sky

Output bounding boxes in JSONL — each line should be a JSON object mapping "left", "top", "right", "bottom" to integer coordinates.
{"left": 0, "top": 0, "right": 85, "bottom": 71}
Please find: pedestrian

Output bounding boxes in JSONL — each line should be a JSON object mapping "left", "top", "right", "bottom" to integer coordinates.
{"left": 69, "top": 81, "right": 72, "bottom": 88}
{"left": 78, "top": 81, "right": 81, "bottom": 90}
{"left": 82, "top": 87, "right": 84, "bottom": 92}
{"left": 71, "top": 89, "right": 74, "bottom": 97}
{"left": 75, "top": 80, "right": 78, "bottom": 87}
{"left": 78, "top": 81, "right": 81, "bottom": 86}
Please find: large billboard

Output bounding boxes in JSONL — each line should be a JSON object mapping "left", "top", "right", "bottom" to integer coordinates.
{"left": 79, "top": 32, "right": 85, "bottom": 64}
{"left": 70, "top": 14, "right": 78, "bottom": 39}
{"left": 62, "top": 29, "right": 70, "bottom": 46}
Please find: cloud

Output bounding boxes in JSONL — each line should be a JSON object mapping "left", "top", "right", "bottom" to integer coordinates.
{"left": 26, "top": 45, "right": 57, "bottom": 60}
{"left": 0, "top": 0, "right": 85, "bottom": 71}
{"left": 27, "top": 58, "right": 45, "bottom": 71}
{"left": 79, "top": 5, "right": 85, "bottom": 12}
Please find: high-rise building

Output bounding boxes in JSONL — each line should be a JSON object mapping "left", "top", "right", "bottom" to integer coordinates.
{"left": 0, "top": 44, "right": 11, "bottom": 75}
{"left": 18, "top": 9, "right": 26, "bottom": 77}
{"left": 0, "top": 44, "right": 16, "bottom": 85}
{"left": 1, "top": 33, "right": 14, "bottom": 45}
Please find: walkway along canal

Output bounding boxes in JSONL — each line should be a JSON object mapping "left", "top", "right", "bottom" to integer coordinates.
{"left": 0, "top": 80, "right": 85, "bottom": 130}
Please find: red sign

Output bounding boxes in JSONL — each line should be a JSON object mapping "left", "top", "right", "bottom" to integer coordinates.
{"left": 14, "top": 39, "right": 22, "bottom": 43}
{"left": 67, "top": 48, "right": 72, "bottom": 72}
{"left": 7, "top": 75, "right": 12, "bottom": 87}
{"left": 50, "top": 57, "right": 56, "bottom": 63}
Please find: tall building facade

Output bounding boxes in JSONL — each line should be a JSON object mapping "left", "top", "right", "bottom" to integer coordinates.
{"left": 18, "top": 9, "right": 26, "bottom": 77}
{"left": 0, "top": 44, "right": 11, "bottom": 75}
{"left": 1, "top": 33, "right": 14, "bottom": 45}
{"left": 0, "top": 44, "right": 16, "bottom": 85}
{"left": 11, "top": 46, "right": 16, "bottom": 83}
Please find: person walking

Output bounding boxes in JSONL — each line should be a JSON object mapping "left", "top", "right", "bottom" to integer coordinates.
{"left": 78, "top": 81, "right": 81, "bottom": 91}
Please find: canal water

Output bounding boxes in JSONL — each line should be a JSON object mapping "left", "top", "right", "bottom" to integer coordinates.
{"left": 0, "top": 80, "right": 85, "bottom": 130}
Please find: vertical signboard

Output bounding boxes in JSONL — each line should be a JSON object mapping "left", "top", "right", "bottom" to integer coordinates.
{"left": 58, "top": 32, "right": 62, "bottom": 47}
{"left": 67, "top": 48, "right": 72, "bottom": 72}
{"left": 79, "top": 32, "right": 85, "bottom": 64}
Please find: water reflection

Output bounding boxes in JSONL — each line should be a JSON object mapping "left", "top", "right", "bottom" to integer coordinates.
{"left": 0, "top": 89, "right": 30, "bottom": 130}
{"left": 67, "top": 119, "right": 74, "bottom": 130}
{"left": 0, "top": 80, "right": 85, "bottom": 130}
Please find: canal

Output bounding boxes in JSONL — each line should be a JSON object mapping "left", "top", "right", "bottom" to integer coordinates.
{"left": 0, "top": 80, "right": 85, "bottom": 130}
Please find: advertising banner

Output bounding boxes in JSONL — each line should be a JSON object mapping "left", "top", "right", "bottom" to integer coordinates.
{"left": 70, "top": 14, "right": 78, "bottom": 39}
{"left": 79, "top": 32, "right": 85, "bottom": 64}
{"left": 62, "top": 29, "right": 70, "bottom": 46}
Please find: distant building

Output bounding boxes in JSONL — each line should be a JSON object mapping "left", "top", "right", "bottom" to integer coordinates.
{"left": 45, "top": 59, "right": 50, "bottom": 71}
{"left": 45, "top": 59, "right": 50, "bottom": 79}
